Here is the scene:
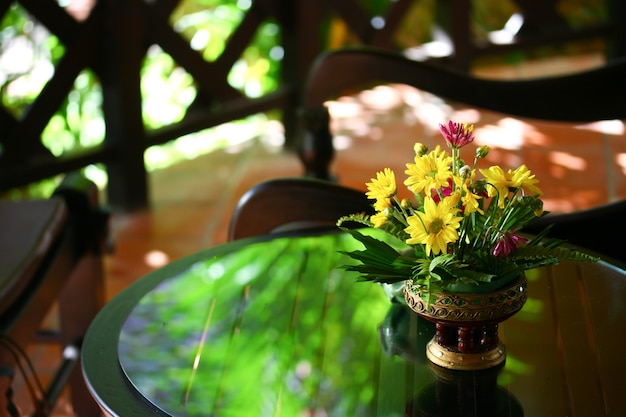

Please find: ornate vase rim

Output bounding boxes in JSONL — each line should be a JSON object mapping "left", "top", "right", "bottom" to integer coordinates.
{"left": 404, "top": 275, "right": 528, "bottom": 324}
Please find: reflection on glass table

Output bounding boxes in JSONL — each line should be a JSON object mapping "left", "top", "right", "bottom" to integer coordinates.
{"left": 83, "top": 231, "right": 626, "bottom": 417}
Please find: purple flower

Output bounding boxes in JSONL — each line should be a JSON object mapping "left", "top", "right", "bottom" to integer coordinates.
{"left": 492, "top": 231, "right": 528, "bottom": 258}
{"left": 439, "top": 121, "right": 475, "bottom": 148}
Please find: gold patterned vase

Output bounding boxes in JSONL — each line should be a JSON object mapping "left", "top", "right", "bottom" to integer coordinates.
{"left": 403, "top": 275, "right": 527, "bottom": 370}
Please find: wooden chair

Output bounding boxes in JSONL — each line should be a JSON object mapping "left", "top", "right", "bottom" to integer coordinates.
{"left": 294, "top": 47, "right": 626, "bottom": 264}
{"left": 228, "top": 177, "right": 374, "bottom": 241}
{"left": 0, "top": 172, "right": 109, "bottom": 416}
{"left": 298, "top": 47, "right": 626, "bottom": 180}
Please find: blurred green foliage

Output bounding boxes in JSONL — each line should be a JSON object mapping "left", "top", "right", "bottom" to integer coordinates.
{"left": 0, "top": 0, "right": 608, "bottom": 199}
{"left": 0, "top": 0, "right": 283, "bottom": 197}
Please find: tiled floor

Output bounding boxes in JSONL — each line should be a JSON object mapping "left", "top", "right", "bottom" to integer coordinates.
{"left": 14, "top": 51, "right": 626, "bottom": 416}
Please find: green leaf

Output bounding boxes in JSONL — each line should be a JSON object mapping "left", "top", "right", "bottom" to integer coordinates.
{"left": 338, "top": 228, "right": 415, "bottom": 284}
{"left": 511, "top": 244, "right": 600, "bottom": 263}
{"left": 337, "top": 213, "right": 373, "bottom": 228}
{"left": 428, "top": 254, "right": 457, "bottom": 272}
{"left": 452, "top": 268, "right": 496, "bottom": 283}
{"left": 340, "top": 228, "right": 402, "bottom": 259}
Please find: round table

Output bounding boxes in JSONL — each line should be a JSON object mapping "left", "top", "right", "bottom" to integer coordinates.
{"left": 82, "top": 231, "right": 626, "bottom": 416}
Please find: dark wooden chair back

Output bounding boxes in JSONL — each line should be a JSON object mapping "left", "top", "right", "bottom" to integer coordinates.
{"left": 228, "top": 177, "right": 374, "bottom": 241}
{"left": 298, "top": 47, "right": 626, "bottom": 180}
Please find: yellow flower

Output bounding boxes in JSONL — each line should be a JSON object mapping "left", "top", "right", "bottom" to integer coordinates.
{"left": 459, "top": 184, "right": 483, "bottom": 215}
{"left": 510, "top": 164, "right": 542, "bottom": 195}
{"left": 373, "top": 198, "right": 391, "bottom": 211}
{"left": 451, "top": 170, "right": 483, "bottom": 215}
{"left": 405, "top": 196, "right": 462, "bottom": 255}
{"left": 479, "top": 165, "right": 509, "bottom": 208}
{"left": 404, "top": 145, "right": 452, "bottom": 194}
{"left": 370, "top": 211, "right": 389, "bottom": 228}
{"left": 480, "top": 164, "right": 542, "bottom": 208}
{"left": 366, "top": 168, "right": 397, "bottom": 206}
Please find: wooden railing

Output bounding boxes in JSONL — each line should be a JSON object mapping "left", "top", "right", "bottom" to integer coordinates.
{"left": 0, "top": 0, "right": 622, "bottom": 211}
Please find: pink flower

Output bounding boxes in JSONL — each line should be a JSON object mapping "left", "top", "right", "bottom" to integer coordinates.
{"left": 439, "top": 121, "right": 475, "bottom": 148}
{"left": 492, "top": 231, "right": 528, "bottom": 258}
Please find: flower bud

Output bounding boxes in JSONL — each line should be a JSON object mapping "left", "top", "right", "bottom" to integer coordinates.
{"left": 511, "top": 195, "right": 525, "bottom": 205}
{"left": 400, "top": 198, "right": 412, "bottom": 209}
{"left": 470, "top": 179, "right": 488, "bottom": 194}
{"left": 531, "top": 199, "right": 544, "bottom": 217}
{"left": 459, "top": 165, "right": 472, "bottom": 179}
{"left": 414, "top": 143, "right": 428, "bottom": 156}
{"left": 439, "top": 121, "right": 475, "bottom": 148}
{"left": 476, "top": 145, "right": 490, "bottom": 159}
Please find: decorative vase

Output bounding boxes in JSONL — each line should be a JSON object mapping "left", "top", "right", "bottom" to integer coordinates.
{"left": 403, "top": 275, "right": 527, "bottom": 370}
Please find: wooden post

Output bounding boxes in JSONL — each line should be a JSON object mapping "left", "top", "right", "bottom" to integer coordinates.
{"left": 100, "top": 0, "right": 149, "bottom": 211}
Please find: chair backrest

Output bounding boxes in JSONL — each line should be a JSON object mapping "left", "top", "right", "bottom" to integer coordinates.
{"left": 298, "top": 47, "right": 626, "bottom": 179}
{"left": 228, "top": 177, "right": 374, "bottom": 241}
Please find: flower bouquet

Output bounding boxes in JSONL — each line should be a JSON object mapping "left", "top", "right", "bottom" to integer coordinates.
{"left": 337, "top": 121, "right": 600, "bottom": 369}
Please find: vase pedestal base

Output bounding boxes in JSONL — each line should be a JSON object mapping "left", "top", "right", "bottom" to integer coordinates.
{"left": 404, "top": 275, "right": 528, "bottom": 371}
{"left": 426, "top": 338, "right": 506, "bottom": 371}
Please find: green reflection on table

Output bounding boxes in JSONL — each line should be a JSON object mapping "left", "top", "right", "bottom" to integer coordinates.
{"left": 121, "top": 234, "right": 390, "bottom": 415}
{"left": 118, "top": 232, "right": 523, "bottom": 416}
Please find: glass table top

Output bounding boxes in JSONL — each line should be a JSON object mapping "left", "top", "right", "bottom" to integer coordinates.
{"left": 114, "top": 232, "right": 626, "bottom": 416}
